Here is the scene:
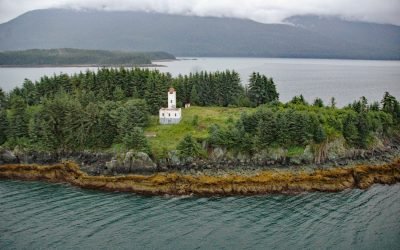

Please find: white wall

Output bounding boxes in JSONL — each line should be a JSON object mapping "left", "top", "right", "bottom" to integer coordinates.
{"left": 168, "top": 91, "right": 176, "bottom": 109}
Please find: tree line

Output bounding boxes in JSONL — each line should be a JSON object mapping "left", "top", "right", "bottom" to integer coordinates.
{"left": 0, "top": 67, "right": 278, "bottom": 153}
{"left": 0, "top": 49, "right": 175, "bottom": 66}
{"left": 0, "top": 67, "right": 399, "bottom": 160}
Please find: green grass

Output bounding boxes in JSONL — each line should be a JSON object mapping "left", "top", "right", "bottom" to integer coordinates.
{"left": 145, "top": 106, "right": 254, "bottom": 157}
{"left": 287, "top": 146, "right": 305, "bottom": 157}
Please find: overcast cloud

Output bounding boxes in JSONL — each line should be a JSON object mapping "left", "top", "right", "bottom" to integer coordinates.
{"left": 0, "top": 0, "right": 399, "bottom": 25}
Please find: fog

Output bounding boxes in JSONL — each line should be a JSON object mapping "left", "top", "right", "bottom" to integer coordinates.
{"left": 1, "top": 0, "right": 399, "bottom": 25}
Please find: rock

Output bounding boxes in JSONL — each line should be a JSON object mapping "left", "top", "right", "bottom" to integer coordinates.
{"left": 326, "top": 138, "right": 347, "bottom": 161}
{"left": 168, "top": 150, "right": 181, "bottom": 165}
{"left": 289, "top": 157, "right": 301, "bottom": 165}
{"left": 0, "top": 149, "right": 18, "bottom": 164}
{"left": 105, "top": 158, "right": 118, "bottom": 171}
{"left": 120, "top": 151, "right": 156, "bottom": 173}
{"left": 236, "top": 152, "right": 249, "bottom": 163}
{"left": 210, "top": 147, "right": 225, "bottom": 161}
{"left": 136, "top": 152, "right": 152, "bottom": 162}
{"left": 300, "top": 145, "right": 314, "bottom": 163}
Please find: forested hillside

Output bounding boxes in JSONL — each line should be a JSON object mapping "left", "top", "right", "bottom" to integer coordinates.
{"left": 0, "top": 49, "right": 175, "bottom": 66}
{"left": 0, "top": 68, "right": 399, "bottom": 163}
{"left": 0, "top": 9, "right": 399, "bottom": 59}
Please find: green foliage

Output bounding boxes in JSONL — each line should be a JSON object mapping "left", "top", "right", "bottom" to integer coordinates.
{"left": 207, "top": 96, "right": 397, "bottom": 153}
{"left": 115, "top": 99, "right": 150, "bottom": 138}
{"left": 112, "top": 86, "right": 125, "bottom": 101}
{"left": 290, "top": 95, "right": 308, "bottom": 105}
{"left": 0, "top": 109, "right": 8, "bottom": 144}
{"left": 192, "top": 115, "right": 199, "bottom": 126}
{"left": 349, "top": 96, "right": 368, "bottom": 113}
{"left": 247, "top": 72, "right": 279, "bottom": 106}
{"left": 78, "top": 102, "right": 118, "bottom": 149}
{"left": 0, "top": 87, "right": 6, "bottom": 109}
{"left": 1, "top": 65, "right": 398, "bottom": 159}
{"left": 313, "top": 125, "right": 327, "bottom": 143}
{"left": 356, "top": 112, "right": 369, "bottom": 148}
{"left": 176, "top": 134, "right": 203, "bottom": 159}
{"left": 174, "top": 70, "right": 244, "bottom": 107}
{"left": 8, "top": 95, "right": 29, "bottom": 140}
{"left": 381, "top": 92, "right": 400, "bottom": 122}
{"left": 122, "top": 127, "right": 151, "bottom": 154}
{"left": 330, "top": 97, "right": 336, "bottom": 108}
{"left": 257, "top": 110, "right": 277, "bottom": 147}
{"left": 313, "top": 98, "right": 324, "bottom": 107}
{"left": 0, "top": 48, "right": 175, "bottom": 66}
{"left": 29, "top": 93, "right": 83, "bottom": 151}
{"left": 145, "top": 72, "right": 170, "bottom": 114}
{"left": 342, "top": 113, "right": 360, "bottom": 146}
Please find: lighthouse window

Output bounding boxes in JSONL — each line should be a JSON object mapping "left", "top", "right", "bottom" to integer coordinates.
{"left": 168, "top": 113, "right": 170, "bottom": 117}
{"left": 162, "top": 113, "right": 164, "bottom": 116}
{"left": 170, "top": 100, "right": 173, "bottom": 103}
{"left": 175, "top": 113, "right": 177, "bottom": 117}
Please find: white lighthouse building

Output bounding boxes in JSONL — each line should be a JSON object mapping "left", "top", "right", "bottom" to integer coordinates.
{"left": 159, "top": 88, "right": 182, "bottom": 124}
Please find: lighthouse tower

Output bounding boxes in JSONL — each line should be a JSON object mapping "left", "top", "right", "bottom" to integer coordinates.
{"left": 159, "top": 88, "right": 181, "bottom": 124}
{"left": 168, "top": 88, "right": 176, "bottom": 109}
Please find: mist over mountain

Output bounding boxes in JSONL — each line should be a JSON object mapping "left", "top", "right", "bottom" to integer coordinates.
{"left": 0, "top": 9, "right": 399, "bottom": 59}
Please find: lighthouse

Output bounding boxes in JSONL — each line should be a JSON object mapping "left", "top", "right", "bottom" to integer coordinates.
{"left": 168, "top": 88, "right": 176, "bottom": 108}
{"left": 159, "top": 88, "right": 182, "bottom": 124}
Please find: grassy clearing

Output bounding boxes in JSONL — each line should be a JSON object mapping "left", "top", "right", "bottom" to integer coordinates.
{"left": 145, "top": 106, "right": 254, "bottom": 157}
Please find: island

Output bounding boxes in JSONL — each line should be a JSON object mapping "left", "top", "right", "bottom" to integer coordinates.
{"left": 0, "top": 68, "right": 399, "bottom": 195}
{"left": 0, "top": 48, "right": 175, "bottom": 67}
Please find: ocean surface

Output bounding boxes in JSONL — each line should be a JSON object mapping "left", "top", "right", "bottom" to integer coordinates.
{"left": 1, "top": 58, "right": 399, "bottom": 106}
{"left": 0, "top": 180, "right": 399, "bottom": 249}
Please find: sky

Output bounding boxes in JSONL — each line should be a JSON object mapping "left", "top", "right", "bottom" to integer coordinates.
{"left": 0, "top": 0, "right": 400, "bottom": 25}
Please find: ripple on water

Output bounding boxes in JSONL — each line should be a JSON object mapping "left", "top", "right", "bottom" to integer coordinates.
{"left": 1, "top": 180, "right": 400, "bottom": 249}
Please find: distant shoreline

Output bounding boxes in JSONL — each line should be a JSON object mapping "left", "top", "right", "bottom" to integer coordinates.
{"left": 0, "top": 63, "right": 168, "bottom": 68}
{"left": 0, "top": 48, "right": 176, "bottom": 68}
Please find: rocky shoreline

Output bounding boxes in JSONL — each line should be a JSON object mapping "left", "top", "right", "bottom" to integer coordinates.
{"left": 1, "top": 141, "right": 399, "bottom": 176}
{"left": 0, "top": 160, "right": 399, "bottom": 196}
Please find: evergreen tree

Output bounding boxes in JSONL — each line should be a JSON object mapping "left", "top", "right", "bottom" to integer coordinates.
{"left": 145, "top": 73, "right": 166, "bottom": 114}
{"left": 240, "top": 112, "right": 259, "bottom": 134}
{"left": 369, "top": 101, "right": 380, "bottom": 111}
{"left": 247, "top": 73, "right": 278, "bottom": 106}
{"left": 123, "top": 127, "right": 151, "bottom": 154}
{"left": 190, "top": 85, "right": 201, "bottom": 105}
{"left": 330, "top": 97, "right": 336, "bottom": 108}
{"left": 265, "top": 77, "right": 279, "bottom": 103}
{"left": 21, "top": 79, "right": 38, "bottom": 105}
{"left": 247, "top": 72, "right": 263, "bottom": 106}
{"left": 276, "top": 112, "right": 290, "bottom": 146}
{"left": 356, "top": 113, "right": 369, "bottom": 148}
{"left": 8, "top": 95, "right": 29, "bottom": 140}
{"left": 290, "top": 95, "right": 308, "bottom": 105}
{"left": 313, "top": 98, "right": 324, "bottom": 107}
{"left": 257, "top": 111, "right": 277, "bottom": 147}
{"left": 0, "top": 109, "right": 8, "bottom": 144}
{"left": 313, "top": 125, "right": 326, "bottom": 143}
{"left": 0, "top": 87, "right": 7, "bottom": 109}
{"left": 115, "top": 99, "right": 150, "bottom": 141}
{"left": 112, "top": 85, "right": 125, "bottom": 101}
{"left": 342, "top": 114, "right": 359, "bottom": 146}
{"left": 177, "top": 134, "right": 202, "bottom": 160}
{"left": 381, "top": 92, "right": 400, "bottom": 122}
{"left": 30, "top": 93, "right": 83, "bottom": 151}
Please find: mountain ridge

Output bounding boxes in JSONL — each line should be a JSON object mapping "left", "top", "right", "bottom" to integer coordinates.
{"left": 0, "top": 9, "right": 399, "bottom": 59}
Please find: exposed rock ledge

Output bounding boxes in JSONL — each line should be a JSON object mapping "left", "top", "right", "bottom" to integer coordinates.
{"left": 1, "top": 160, "right": 400, "bottom": 196}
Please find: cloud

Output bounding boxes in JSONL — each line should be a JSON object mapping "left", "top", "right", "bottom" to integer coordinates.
{"left": 0, "top": 0, "right": 399, "bottom": 25}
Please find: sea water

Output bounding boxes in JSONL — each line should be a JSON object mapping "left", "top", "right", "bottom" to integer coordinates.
{"left": 1, "top": 58, "right": 399, "bottom": 106}
{"left": 0, "top": 180, "right": 399, "bottom": 249}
